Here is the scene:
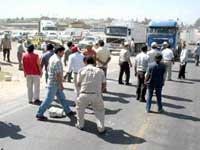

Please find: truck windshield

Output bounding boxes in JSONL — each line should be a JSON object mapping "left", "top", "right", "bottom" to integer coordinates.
{"left": 148, "top": 27, "right": 176, "bottom": 34}
{"left": 43, "top": 27, "right": 57, "bottom": 31}
{"left": 105, "top": 27, "right": 127, "bottom": 36}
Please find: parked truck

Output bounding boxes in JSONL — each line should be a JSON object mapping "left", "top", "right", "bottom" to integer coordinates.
{"left": 147, "top": 20, "right": 181, "bottom": 56}
{"left": 103, "top": 21, "right": 146, "bottom": 55}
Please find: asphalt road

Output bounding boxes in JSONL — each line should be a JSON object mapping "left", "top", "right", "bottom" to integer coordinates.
{"left": 0, "top": 57, "right": 200, "bottom": 150}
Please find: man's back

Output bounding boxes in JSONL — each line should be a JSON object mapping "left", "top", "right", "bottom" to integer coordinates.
{"left": 162, "top": 48, "right": 174, "bottom": 61}
{"left": 147, "top": 49, "right": 161, "bottom": 64}
{"left": 96, "top": 47, "right": 110, "bottom": 67}
{"left": 135, "top": 52, "right": 149, "bottom": 72}
{"left": 67, "top": 52, "right": 84, "bottom": 73}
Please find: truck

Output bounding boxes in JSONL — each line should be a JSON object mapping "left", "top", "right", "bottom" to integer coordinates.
{"left": 147, "top": 20, "right": 181, "bottom": 55}
{"left": 39, "top": 20, "right": 58, "bottom": 40}
{"left": 103, "top": 21, "right": 146, "bottom": 55}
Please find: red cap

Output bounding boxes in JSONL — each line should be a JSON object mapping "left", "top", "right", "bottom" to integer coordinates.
{"left": 71, "top": 46, "right": 78, "bottom": 53}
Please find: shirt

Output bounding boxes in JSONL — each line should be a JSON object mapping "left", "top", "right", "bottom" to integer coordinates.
{"left": 146, "top": 62, "right": 166, "bottom": 87}
{"left": 1, "top": 38, "right": 11, "bottom": 49}
{"left": 194, "top": 46, "right": 200, "bottom": 56}
{"left": 82, "top": 49, "right": 96, "bottom": 58}
{"left": 78, "top": 64, "right": 106, "bottom": 94}
{"left": 22, "top": 52, "right": 40, "bottom": 76}
{"left": 162, "top": 48, "right": 174, "bottom": 61}
{"left": 135, "top": 52, "right": 149, "bottom": 72}
{"left": 40, "top": 50, "right": 54, "bottom": 72}
{"left": 180, "top": 48, "right": 189, "bottom": 64}
{"left": 119, "top": 48, "right": 131, "bottom": 63}
{"left": 48, "top": 54, "right": 63, "bottom": 86}
{"left": 17, "top": 43, "right": 24, "bottom": 54}
{"left": 96, "top": 47, "right": 111, "bottom": 68}
{"left": 67, "top": 52, "right": 84, "bottom": 73}
{"left": 147, "top": 48, "right": 162, "bottom": 64}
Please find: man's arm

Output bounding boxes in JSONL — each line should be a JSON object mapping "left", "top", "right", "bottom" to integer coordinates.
{"left": 56, "top": 72, "right": 64, "bottom": 90}
{"left": 37, "top": 56, "right": 42, "bottom": 76}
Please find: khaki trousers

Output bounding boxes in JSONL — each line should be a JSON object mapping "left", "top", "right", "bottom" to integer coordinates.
{"left": 164, "top": 61, "right": 172, "bottom": 80}
{"left": 26, "top": 75, "right": 40, "bottom": 102}
{"left": 76, "top": 93, "right": 105, "bottom": 132}
{"left": 73, "top": 73, "right": 80, "bottom": 97}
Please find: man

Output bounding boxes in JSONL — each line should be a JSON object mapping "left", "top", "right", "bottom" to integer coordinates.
{"left": 194, "top": 42, "right": 200, "bottom": 66}
{"left": 134, "top": 45, "right": 149, "bottom": 102}
{"left": 67, "top": 46, "right": 85, "bottom": 97}
{"left": 17, "top": 39, "right": 25, "bottom": 70}
{"left": 36, "top": 45, "right": 75, "bottom": 121}
{"left": 40, "top": 43, "right": 54, "bottom": 83}
{"left": 161, "top": 42, "right": 174, "bottom": 81}
{"left": 118, "top": 41, "right": 132, "bottom": 85}
{"left": 76, "top": 56, "right": 106, "bottom": 133}
{"left": 147, "top": 42, "right": 161, "bottom": 64}
{"left": 178, "top": 43, "right": 189, "bottom": 79}
{"left": 22, "top": 44, "right": 42, "bottom": 105}
{"left": 82, "top": 43, "right": 97, "bottom": 60}
{"left": 130, "top": 38, "right": 135, "bottom": 55}
{"left": 1, "top": 34, "right": 12, "bottom": 62}
{"left": 96, "top": 40, "right": 111, "bottom": 91}
{"left": 145, "top": 53, "right": 166, "bottom": 113}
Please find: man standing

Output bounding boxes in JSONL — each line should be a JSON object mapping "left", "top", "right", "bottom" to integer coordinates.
{"left": 178, "top": 43, "right": 189, "bottom": 79}
{"left": 40, "top": 44, "right": 54, "bottom": 83}
{"left": 161, "top": 42, "right": 174, "bottom": 81}
{"left": 134, "top": 45, "right": 149, "bottom": 102}
{"left": 17, "top": 39, "right": 25, "bottom": 70}
{"left": 96, "top": 40, "right": 111, "bottom": 91}
{"left": 130, "top": 38, "right": 135, "bottom": 55}
{"left": 76, "top": 56, "right": 106, "bottom": 133}
{"left": 82, "top": 43, "right": 97, "bottom": 60}
{"left": 118, "top": 42, "right": 132, "bottom": 85}
{"left": 22, "top": 44, "right": 42, "bottom": 105}
{"left": 67, "top": 46, "right": 85, "bottom": 97}
{"left": 36, "top": 45, "right": 75, "bottom": 120}
{"left": 147, "top": 42, "right": 161, "bottom": 64}
{"left": 194, "top": 42, "right": 200, "bottom": 66}
{"left": 145, "top": 53, "right": 166, "bottom": 113}
{"left": 1, "top": 34, "right": 12, "bottom": 62}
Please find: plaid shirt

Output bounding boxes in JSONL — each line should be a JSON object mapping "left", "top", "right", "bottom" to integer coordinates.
{"left": 47, "top": 54, "right": 63, "bottom": 86}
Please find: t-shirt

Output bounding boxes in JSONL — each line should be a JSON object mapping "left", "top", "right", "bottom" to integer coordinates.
{"left": 162, "top": 48, "right": 174, "bottom": 61}
{"left": 146, "top": 62, "right": 166, "bottom": 87}
{"left": 119, "top": 48, "right": 131, "bottom": 63}
{"left": 135, "top": 52, "right": 149, "bottom": 72}
{"left": 147, "top": 48, "right": 162, "bottom": 64}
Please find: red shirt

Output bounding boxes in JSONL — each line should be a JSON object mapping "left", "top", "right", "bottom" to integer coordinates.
{"left": 22, "top": 52, "right": 41, "bottom": 76}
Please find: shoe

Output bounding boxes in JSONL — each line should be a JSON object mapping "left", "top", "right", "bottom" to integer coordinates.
{"left": 28, "top": 101, "right": 33, "bottom": 104}
{"left": 66, "top": 111, "right": 76, "bottom": 117}
{"left": 119, "top": 82, "right": 124, "bottom": 85}
{"left": 125, "top": 83, "right": 131, "bottom": 86}
{"left": 33, "top": 99, "right": 42, "bottom": 105}
{"left": 158, "top": 108, "right": 164, "bottom": 113}
{"left": 36, "top": 115, "right": 48, "bottom": 121}
{"left": 145, "top": 110, "right": 150, "bottom": 113}
{"left": 75, "top": 124, "right": 84, "bottom": 130}
{"left": 167, "top": 79, "right": 172, "bottom": 81}
{"left": 140, "top": 99, "right": 146, "bottom": 103}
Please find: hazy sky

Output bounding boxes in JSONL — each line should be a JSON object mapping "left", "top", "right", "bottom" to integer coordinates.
{"left": 0, "top": 0, "right": 199, "bottom": 24}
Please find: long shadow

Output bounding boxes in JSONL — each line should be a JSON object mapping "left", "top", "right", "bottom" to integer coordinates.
{"left": 106, "top": 91, "right": 136, "bottom": 98}
{"left": 171, "top": 80, "right": 194, "bottom": 84}
{"left": 0, "top": 62, "right": 13, "bottom": 66}
{"left": 0, "top": 122, "right": 25, "bottom": 140}
{"left": 107, "top": 78, "right": 137, "bottom": 87}
{"left": 163, "top": 94, "right": 193, "bottom": 102}
{"left": 10, "top": 61, "right": 19, "bottom": 65}
{"left": 85, "top": 107, "right": 122, "bottom": 115}
{"left": 45, "top": 117, "right": 146, "bottom": 145}
{"left": 152, "top": 101, "right": 185, "bottom": 109}
{"left": 103, "top": 96, "right": 129, "bottom": 104}
{"left": 186, "top": 79, "right": 200, "bottom": 83}
{"left": 162, "top": 111, "right": 200, "bottom": 122}
{"left": 63, "top": 87, "right": 74, "bottom": 91}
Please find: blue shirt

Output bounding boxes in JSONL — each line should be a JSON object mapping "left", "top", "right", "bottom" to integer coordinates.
{"left": 40, "top": 50, "right": 54, "bottom": 72}
{"left": 146, "top": 62, "right": 166, "bottom": 87}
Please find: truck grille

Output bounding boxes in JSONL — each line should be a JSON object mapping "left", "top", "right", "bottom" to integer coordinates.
{"left": 106, "top": 38, "right": 124, "bottom": 44}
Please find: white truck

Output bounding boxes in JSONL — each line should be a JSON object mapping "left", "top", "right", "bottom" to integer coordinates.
{"left": 104, "top": 21, "right": 146, "bottom": 55}
{"left": 39, "top": 20, "right": 58, "bottom": 40}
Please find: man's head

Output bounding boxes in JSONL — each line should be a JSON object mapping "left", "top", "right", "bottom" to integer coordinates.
{"left": 141, "top": 45, "right": 147, "bottom": 52}
{"left": 98, "top": 40, "right": 104, "bottom": 47}
{"left": 46, "top": 44, "right": 54, "bottom": 51}
{"left": 67, "top": 41, "right": 73, "bottom": 48}
{"left": 54, "top": 45, "right": 65, "bottom": 57}
{"left": 84, "top": 56, "right": 95, "bottom": 65}
{"left": 154, "top": 53, "right": 163, "bottom": 63}
{"left": 197, "top": 42, "right": 200, "bottom": 46}
{"left": 27, "top": 44, "right": 35, "bottom": 53}
{"left": 151, "top": 42, "right": 158, "bottom": 49}
{"left": 85, "top": 42, "right": 93, "bottom": 50}
{"left": 162, "top": 41, "right": 168, "bottom": 49}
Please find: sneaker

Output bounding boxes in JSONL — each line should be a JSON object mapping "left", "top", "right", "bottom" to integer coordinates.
{"left": 145, "top": 110, "right": 150, "bottom": 113}
{"left": 75, "top": 124, "right": 84, "bottom": 130}
{"left": 33, "top": 99, "right": 42, "bottom": 105}
{"left": 140, "top": 99, "right": 146, "bottom": 103}
{"left": 66, "top": 111, "right": 76, "bottom": 117}
{"left": 36, "top": 115, "right": 48, "bottom": 121}
{"left": 119, "top": 82, "right": 124, "bottom": 85}
{"left": 158, "top": 108, "right": 164, "bottom": 113}
{"left": 28, "top": 101, "right": 33, "bottom": 104}
{"left": 125, "top": 83, "right": 131, "bottom": 86}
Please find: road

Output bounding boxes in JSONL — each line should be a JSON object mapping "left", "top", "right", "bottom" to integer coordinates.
{"left": 0, "top": 49, "right": 200, "bottom": 150}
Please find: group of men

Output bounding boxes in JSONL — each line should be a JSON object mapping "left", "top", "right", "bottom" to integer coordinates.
{"left": 21, "top": 39, "right": 111, "bottom": 134}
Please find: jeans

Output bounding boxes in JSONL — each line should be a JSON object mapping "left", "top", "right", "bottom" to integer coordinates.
{"left": 146, "top": 85, "right": 163, "bottom": 112}
{"left": 136, "top": 71, "right": 146, "bottom": 100}
{"left": 37, "top": 84, "right": 71, "bottom": 116}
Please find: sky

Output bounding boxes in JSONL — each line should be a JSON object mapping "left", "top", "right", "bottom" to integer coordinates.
{"left": 0, "top": 0, "right": 199, "bottom": 24}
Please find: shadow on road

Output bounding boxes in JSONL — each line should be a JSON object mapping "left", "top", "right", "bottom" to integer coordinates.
{"left": 103, "top": 96, "right": 130, "bottom": 104}
{"left": 0, "top": 61, "right": 13, "bottom": 66}
{"left": 186, "top": 78, "right": 200, "bottom": 83}
{"left": 171, "top": 80, "right": 194, "bottom": 84}
{"left": 152, "top": 101, "right": 185, "bottom": 109}
{"left": 46, "top": 117, "right": 146, "bottom": 145}
{"left": 163, "top": 94, "right": 193, "bottom": 102}
{"left": 106, "top": 91, "right": 136, "bottom": 98}
{"left": 0, "top": 122, "right": 25, "bottom": 140}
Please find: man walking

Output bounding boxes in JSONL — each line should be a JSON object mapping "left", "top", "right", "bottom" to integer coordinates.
{"left": 194, "top": 42, "right": 200, "bottom": 66}
{"left": 0, "top": 34, "right": 12, "bottom": 62}
{"left": 145, "top": 53, "right": 166, "bottom": 113}
{"left": 134, "top": 45, "right": 149, "bottom": 102}
{"left": 118, "top": 42, "right": 132, "bottom": 85}
{"left": 161, "top": 42, "right": 174, "bottom": 81}
{"left": 36, "top": 45, "right": 75, "bottom": 120}
{"left": 76, "top": 56, "right": 106, "bottom": 133}
{"left": 22, "top": 44, "right": 42, "bottom": 105}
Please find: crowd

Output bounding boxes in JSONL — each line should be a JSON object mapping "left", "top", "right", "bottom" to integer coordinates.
{"left": 1, "top": 32, "right": 200, "bottom": 133}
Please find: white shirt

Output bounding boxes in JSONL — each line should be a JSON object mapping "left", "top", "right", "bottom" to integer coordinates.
{"left": 119, "top": 48, "right": 131, "bottom": 63}
{"left": 135, "top": 52, "right": 149, "bottom": 72}
{"left": 67, "top": 52, "right": 85, "bottom": 73}
{"left": 147, "top": 48, "right": 162, "bottom": 64}
{"left": 96, "top": 46, "right": 111, "bottom": 68}
{"left": 162, "top": 48, "right": 174, "bottom": 61}
{"left": 180, "top": 48, "right": 189, "bottom": 64}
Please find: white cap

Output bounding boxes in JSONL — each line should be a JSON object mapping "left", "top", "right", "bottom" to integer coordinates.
{"left": 151, "top": 42, "right": 158, "bottom": 48}
{"left": 162, "top": 41, "right": 168, "bottom": 46}
{"left": 124, "top": 41, "right": 129, "bottom": 46}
